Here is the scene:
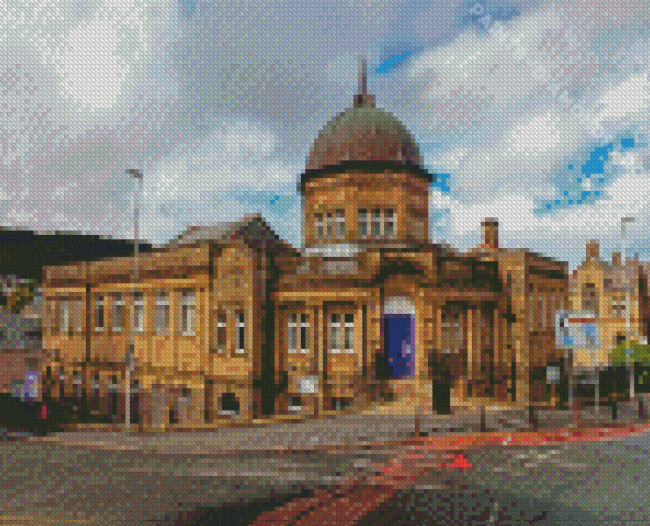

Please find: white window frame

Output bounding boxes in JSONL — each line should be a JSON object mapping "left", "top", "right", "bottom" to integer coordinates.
{"left": 235, "top": 312, "right": 245, "bottom": 353}
{"left": 288, "top": 314, "right": 298, "bottom": 354}
{"left": 288, "top": 314, "right": 310, "bottom": 354}
{"left": 358, "top": 209, "right": 368, "bottom": 238}
{"left": 288, "top": 396, "right": 302, "bottom": 412}
{"left": 324, "top": 212, "right": 333, "bottom": 240}
{"left": 315, "top": 213, "right": 324, "bottom": 240}
{"left": 133, "top": 293, "right": 144, "bottom": 332}
{"left": 335, "top": 209, "right": 345, "bottom": 239}
{"left": 384, "top": 209, "right": 395, "bottom": 238}
{"left": 59, "top": 299, "right": 71, "bottom": 334}
{"left": 371, "top": 209, "right": 381, "bottom": 237}
{"left": 180, "top": 291, "right": 196, "bottom": 337}
{"left": 73, "top": 299, "right": 83, "bottom": 333}
{"left": 112, "top": 293, "right": 124, "bottom": 333}
{"left": 344, "top": 313, "right": 354, "bottom": 353}
{"left": 155, "top": 292, "right": 169, "bottom": 334}
{"left": 329, "top": 314, "right": 341, "bottom": 353}
{"left": 94, "top": 297, "right": 104, "bottom": 332}
{"left": 300, "top": 314, "right": 310, "bottom": 353}
{"left": 215, "top": 312, "right": 227, "bottom": 352}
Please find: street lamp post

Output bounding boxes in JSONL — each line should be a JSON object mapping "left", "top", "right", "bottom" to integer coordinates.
{"left": 621, "top": 217, "right": 635, "bottom": 405}
{"left": 125, "top": 169, "right": 143, "bottom": 433}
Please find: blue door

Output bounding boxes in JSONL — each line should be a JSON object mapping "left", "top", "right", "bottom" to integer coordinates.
{"left": 384, "top": 314, "right": 415, "bottom": 379}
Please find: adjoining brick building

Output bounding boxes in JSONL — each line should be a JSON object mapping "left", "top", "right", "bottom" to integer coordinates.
{"left": 41, "top": 60, "right": 571, "bottom": 430}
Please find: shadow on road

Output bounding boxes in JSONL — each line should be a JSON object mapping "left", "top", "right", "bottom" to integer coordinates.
{"left": 174, "top": 489, "right": 315, "bottom": 526}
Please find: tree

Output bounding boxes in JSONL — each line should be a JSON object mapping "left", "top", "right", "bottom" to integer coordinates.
{"left": 609, "top": 340, "right": 650, "bottom": 419}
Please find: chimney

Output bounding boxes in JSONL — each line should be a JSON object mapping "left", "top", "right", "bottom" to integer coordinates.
{"left": 586, "top": 239, "right": 599, "bottom": 261}
{"left": 481, "top": 218, "right": 499, "bottom": 251}
{"left": 612, "top": 252, "right": 621, "bottom": 267}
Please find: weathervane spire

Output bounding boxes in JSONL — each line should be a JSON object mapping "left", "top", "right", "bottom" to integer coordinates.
{"left": 354, "top": 56, "right": 375, "bottom": 108}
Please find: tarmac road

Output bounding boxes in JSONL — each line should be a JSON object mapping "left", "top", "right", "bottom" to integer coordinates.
{"left": 247, "top": 422, "right": 650, "bottom": 526}
{"left": 2, "top": 415, "right": 650, "bottom": 525}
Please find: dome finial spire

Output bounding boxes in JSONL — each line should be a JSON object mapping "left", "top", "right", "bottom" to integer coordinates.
{"left": 354, "top": 56, "right": 375, "bottom": 108}
{"left": 359, "top": 56, "right": 368, "bottom": 96}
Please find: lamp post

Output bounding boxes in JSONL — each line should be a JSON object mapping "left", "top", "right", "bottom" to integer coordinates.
{"left": 621, "top": 217, "right": 635, "bottom": 405}
{"left": 125, "top": 169, "right": 143, "bottom": 433}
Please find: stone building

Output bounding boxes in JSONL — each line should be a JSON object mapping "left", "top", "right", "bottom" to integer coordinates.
{"left": 468, "top": 220, "right": 570, "bottom": 408}
{"left": 570, "top": 240, "right": 650, "bottom": 364}
{"left": 42, "top": 216, "right": 296, "bottom": 429}
{"left": 41, "top": 60, "right": 570, "bottom": 430}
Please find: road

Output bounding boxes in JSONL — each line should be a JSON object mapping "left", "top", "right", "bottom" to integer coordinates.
{"left": 248, "top": 422, "right": 650, "bottom": 526}
{"left": 2, "top": 418, "right": 650, "bottom": 525}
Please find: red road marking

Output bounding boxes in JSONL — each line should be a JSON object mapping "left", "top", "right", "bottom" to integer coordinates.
{"left": 249, "top": 420, "right": 650, "bottom": 526}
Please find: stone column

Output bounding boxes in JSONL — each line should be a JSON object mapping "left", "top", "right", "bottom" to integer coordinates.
{"left": 466, "top": 307, "right": 474, "bottom": 402}
{"left": 315, "top": 303, "right": 324, "bottom": 418}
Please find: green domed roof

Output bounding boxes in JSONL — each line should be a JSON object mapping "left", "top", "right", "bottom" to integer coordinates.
{"left": 305, "top": 104, "right": 425, "bottom": 172}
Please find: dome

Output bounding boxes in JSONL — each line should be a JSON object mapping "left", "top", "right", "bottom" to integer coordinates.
{"left": 305, "top": 105, "right": 425, "bottom": 172}
{"left": 301, "top": 58, "right": 432, "bottom": 187}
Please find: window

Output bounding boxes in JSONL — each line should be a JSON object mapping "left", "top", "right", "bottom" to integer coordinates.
{"left": 236, "top": 312, "right": 245, "bottom": 353}
{"left": 329, "top": 314, "right": 341, "bottom": 353}
{"left": 344, "top": 313, "right": 354, "bottom": 353}
{"left": 220, "top": 392, "right": 240, "bottom": 415}
{"left": 288, "top": 396, "right": 302, "bottom": 412}
{"left": 314, "top": 213, "right": 324, "bottom": 240}
{"left": 582, "top": 283, "right": 598, "bottom": 315}
{"left": 335, "top": 209, "right": 345, "bottom": 238}
{"left": 112, "top": 293, "right": 124, "bottom": 332}
{"left": 385, "top": 209, "right": 394, "bottom": 237}
{"left": 326, "top": 212, "right": 334, "bottom": 240}
{"left": 359, "top": 208, "right": 396, "bottom": 239}
{"left": 181, "top": 291, "right": 196, "bottom": 336}
{"left": 288, "top": 314, "right": 310, "bottom": 354}
{"left": 155, "top": 292, "right": 169, "bottom": 334}
{"left": 371, "top": 209, "right": 381, "bottom": 236}
{"left": 288, "top": 314, "right": 298, "bottom": 353}
{"left": 216, "top": 313, "right": 227, "bottom": 352}
{"left": 133, "top": 293, "right": 144, "bottom": 332}
{"left": 59, "top": 299, "right": 71, "bottom": 334}
{"left": 73, "top": 299, "right": 83, "bottom": 333}
{"left": 94, "top": 297, "right": 104, "bottom": 332}
{"left": 300, "top": 314, "right": 310, "bottom": 353}
{"left": 358, "top": 209, "right": 368, "bottom": 237}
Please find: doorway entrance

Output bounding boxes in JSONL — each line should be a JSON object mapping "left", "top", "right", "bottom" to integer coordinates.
{"left": 383, "top": 297, "right": 415, "bottom": 379}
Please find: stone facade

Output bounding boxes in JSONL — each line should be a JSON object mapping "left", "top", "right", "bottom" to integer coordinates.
{"left": 40, "top": 63, "right": 572, "bottom": 430}
{"left": 570, "top": 240, "right": 650, "bottom": 364}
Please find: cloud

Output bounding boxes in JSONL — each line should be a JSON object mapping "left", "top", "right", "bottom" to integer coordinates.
{"left": 2, "top": 0, "right": 648, "bottom": 271}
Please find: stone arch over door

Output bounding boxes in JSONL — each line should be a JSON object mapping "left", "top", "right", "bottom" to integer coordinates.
{"left": 383, "top": 296, "right": 416, "bottom": 379}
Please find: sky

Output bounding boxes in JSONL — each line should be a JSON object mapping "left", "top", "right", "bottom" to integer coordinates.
{"left": 1, "top": 0, "right": 649, "bottom": 271}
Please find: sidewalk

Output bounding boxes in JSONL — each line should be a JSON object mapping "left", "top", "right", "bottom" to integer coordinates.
{"left": 27, "top": 395, "right": 650, "bottom": 453}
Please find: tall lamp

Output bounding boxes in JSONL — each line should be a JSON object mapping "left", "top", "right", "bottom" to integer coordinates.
{"left": 125, "top": 169, "right": 143, "bottom": 433}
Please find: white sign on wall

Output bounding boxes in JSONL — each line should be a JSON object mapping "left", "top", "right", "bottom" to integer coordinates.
{"left": 298, "top": 376, "right": 318, "bottom": 394}
{"left": 555, "top": 310, "right": 598, "bottom": 350}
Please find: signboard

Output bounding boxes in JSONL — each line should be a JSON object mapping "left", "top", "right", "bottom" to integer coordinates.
{"left": 298, "top": 376, "right": 318, "bottom": 394}
{"left": 555, "top": 310, "right": 598, "bottom": 350}
{"left": 546, "top": 366, "right": 561, "bottom": 384}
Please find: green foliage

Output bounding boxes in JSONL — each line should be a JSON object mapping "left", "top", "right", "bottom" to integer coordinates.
{"left": 610, "top": 339, "right": 650, "bottom": 367}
